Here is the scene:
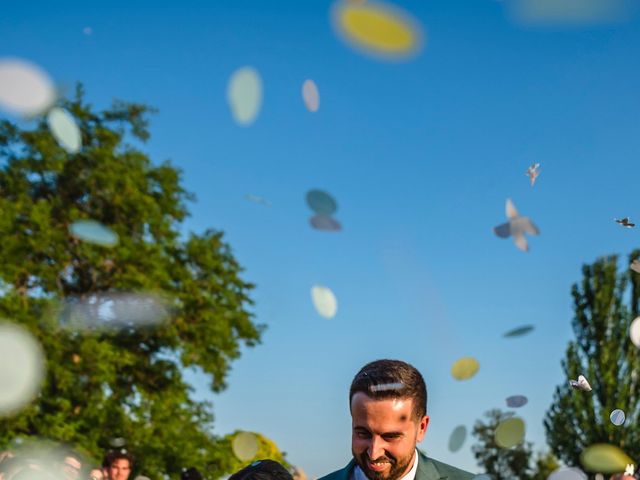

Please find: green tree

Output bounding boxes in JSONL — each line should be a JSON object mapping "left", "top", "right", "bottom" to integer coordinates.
{"left": 471, "top": 409, "right": 533, "bottom": 480}
{"left": 544, "top": 254, "right": 640, "bottom": 467}
{"left": 0, "top": 86, "right": 273, "bottom": 478}
{"left": 530, "top": 451, "right": 559, "bottom": 480}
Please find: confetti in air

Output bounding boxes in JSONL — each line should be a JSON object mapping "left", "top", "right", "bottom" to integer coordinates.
{"left": 526, "top": 163, "right": 540, "bottom": 186}
{"left": 369, "top": 382, "right": 404, "bottom": 392}
{"left": 615, "top": 217, "right": 635, "bottom": 228}
{"left": 569, "top": 374, "right": 592, "bottom": 392}
{"left": 493, "top": 198, "right": 540, "bottom": 252}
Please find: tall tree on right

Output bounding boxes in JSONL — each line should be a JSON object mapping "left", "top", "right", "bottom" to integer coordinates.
{"left": 544, "top": 253, "right": 640, "bottom": 467}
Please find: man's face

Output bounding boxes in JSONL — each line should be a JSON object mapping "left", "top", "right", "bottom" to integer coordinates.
{"left": 108, "top": 459, "right": 131, "bottom": 480}
{"left": 351, "top": 393, "right": 429, "bottom": 480}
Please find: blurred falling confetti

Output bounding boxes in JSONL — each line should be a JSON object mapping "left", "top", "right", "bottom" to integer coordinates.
{"left": 450, "top": 357, "right": 480, "bottom": 381}
{"left": 0, "top": 322, "right": 45, "bottom": 416}
{"left": 570, "top": 374, "right": 592, "bottom": 392}
{"left": 448, "top": 425, "right": 466, "bottom": 452}
{"left": 227, "top": 66, "right": 262, "bottom": 126}
{"left": 526, "top": 163, "right": 540, "bottom": 186}
{"left": 331, "top": 0, "right": 424, "bottom": 61}
{"left": 493, "top": 198, "right": 540, "bottom": 252}
{"left": 495, "top": 417, "right": 525, "bottom": 448}
{"left": 581, "top": 444, "right": 634, "bottom": 473}
{"left": 0, "top": 58, "right": 55, "bottom": 117}
{"left": 69, "top": 220, "right": 119, "bottom": 247}
{"left": 310, "top": 285, "right": 338, "bottom": 319}
{"left": 503, "top": 324, "right": 535, "bottom": 338}
{"left": 47, "top": 107, "right": 82, "bottom": 153}
{"left": 302, "top": 79, "right": 320, "bottom": 112}
{"left": 232, "top": 431, "right": 259, "bottom": 461}
{"left": 506, "top": 395, "right": 528, "bottom": 408}
{"left": 507, "top": 0, "right": 636, "bottom": 26}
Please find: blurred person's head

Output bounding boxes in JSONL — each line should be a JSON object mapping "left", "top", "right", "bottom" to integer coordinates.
{"left": 228, "top": 460, "right": 292, "bottom": 480}
{"left": 348, "top": 359, "right": 429, "bottom": 480}
{"left": 102, "top": 452, "right": 133, "bottom": 480}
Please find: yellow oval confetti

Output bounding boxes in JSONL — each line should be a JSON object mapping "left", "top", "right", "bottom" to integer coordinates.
{"left": 232, "top": 431, "right": 259, "bottom": 461}
{"left": 451, "top": 357, "right": 480, "bottom": 381}
{"left": 495, "top": 417, "right": 525, "bottom": 448}
{"left": 332, "top": 1, "right": 423, "bottom": 59}
{"left": 581, "top": 444, "right": 633, "bottom": 473}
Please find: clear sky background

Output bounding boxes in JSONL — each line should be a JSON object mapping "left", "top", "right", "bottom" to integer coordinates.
{"left": 3, "top": 0, "right": 640, "bottom": 478}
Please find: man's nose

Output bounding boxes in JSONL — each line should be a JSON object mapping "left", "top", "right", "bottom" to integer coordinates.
{"left": 367, "top": 437, "right": 386, "bottom": 460}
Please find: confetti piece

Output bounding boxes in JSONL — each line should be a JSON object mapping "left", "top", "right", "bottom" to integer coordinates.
{"left": 569, "top": 374, "right": 592, "bottom": 392}
{"left": 451, "top": 357, "right": 479, "bottom": 381}
{"left": 302, "top": 79, "right": 320, "bottom": 112}
{"left": 629, "top": 317, "right": 640, "bottom": 347}
{"left": 493, "top": 199, "right": 540, "bottom": 252}
{"left": 526, "top": 163, "right": 540, "bottom": 186}
{"left": 310, "top": 214, "right": 342, "bottom": 232}
{"left": 57, "top": 292, "right": 168, "bottom": 332}
{"left": 615, "top": 217, "right": 635, "bottom": 228}
{"left": 448, "top": 425, "right": 466, "bottom": 452}
{"left": 0, "top": 58, "right": 55, "bottom": 116}
{"left": 547, "top": 467, "right": 587, "bottom": 480}
{"left": 331, "top": 1, "right": 423, "bottom": 60}
{"left": 245, "top": 194, "right": 271, "bottom": 206}
{"left": 0, "top": 322, "right": 45, "bottom": 415}
{"left": 227, "top": 67, "right": 262, "bottom": 126}
{"left": 69, "top": 220, "right": 118, "bottom": 247}
{"left": 503, "top": 325, "right": 534, "bottom": 338}
{"left": 306, "top": 189, "right": 338, "bottom": 215}
{"left": 232, "top": 432, "right": 259, "bottom": 461}
{"left": 495, "top": 417, "right": 525, "bottom": 448}
{"left": 370, "top": 382, "right": 403, "bottom": 392}
{"left": 506, "top": 395, "right": 528, "bottom": 408}
{"left": 47, "top": 107, "right": 81, "bottom": 153}
{"left": 630, "top": 260, "right": 640, "bottom": 273}
{"left": 610, "top": 409, "right": 625, "bottom": 426}
{"left": 581, "top": 444, "right": 633, "bottom": 473}
{"left": 311, "top": 285, "right": 338, "bottom": 319}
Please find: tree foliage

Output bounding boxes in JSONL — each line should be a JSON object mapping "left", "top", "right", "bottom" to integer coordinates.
{"left": 544, "top": 253, "right": 640, "bottom": 467}
{"left": 0, "top": 85, "right": 272, "bottom": 478}
{"left": 471, "top": 409, "right": 535, "bottom": 480}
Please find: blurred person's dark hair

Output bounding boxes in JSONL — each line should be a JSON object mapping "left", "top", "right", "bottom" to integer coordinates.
{"left": 101, "top": 452, "right": 133, "bottom": 470}
{"left": 181, "top": 468, "right": 202, "bottom": 480}
{"left": 349, "top": 359, "right": 427, "bottom": 419}
{"left": 228, "top": 461, "right": 292, "bottom": 480}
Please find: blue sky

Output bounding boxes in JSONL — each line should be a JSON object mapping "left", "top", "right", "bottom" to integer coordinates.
{"left": 3, "top": 0, "right": 640, "bottom": 477}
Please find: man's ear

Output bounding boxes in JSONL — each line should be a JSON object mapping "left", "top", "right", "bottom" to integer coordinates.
{"left": 416, "top": 415, "right": 429, "bottom": 442}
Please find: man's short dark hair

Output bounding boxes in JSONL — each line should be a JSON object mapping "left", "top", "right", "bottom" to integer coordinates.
{"left": 228, "top": 460, "right": 292, "bottom": 480}
{"left": 102, "top": 451, "right": 134, "bottom": 470}
{"left": 349, "top": 359, "right": 427, "bottom": 419}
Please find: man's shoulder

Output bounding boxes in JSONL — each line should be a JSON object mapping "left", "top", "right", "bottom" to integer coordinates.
{"left": 418, "top": 452, "right": 474, "bottom": 480}
{"left": 317, "top": 461, "right": 353, "bottom": 480}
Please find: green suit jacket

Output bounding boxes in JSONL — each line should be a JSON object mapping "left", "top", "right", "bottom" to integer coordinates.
{"left": 318, "top": 450, "right": 474, "bottom": 480}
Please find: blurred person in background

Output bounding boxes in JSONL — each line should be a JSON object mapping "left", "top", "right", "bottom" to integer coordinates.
{"left": 229, "top": 460, "right": 292, "bottom": 480}
{"left": 102, "top": 452, "right": 133, "bottom": 480}
{"left": 89, "top": 467, "right": 104, "bottom": 480}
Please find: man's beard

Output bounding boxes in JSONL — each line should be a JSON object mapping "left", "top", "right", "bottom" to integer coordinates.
{"left": 352, "top": 450, "right": 415, "bottom": 480}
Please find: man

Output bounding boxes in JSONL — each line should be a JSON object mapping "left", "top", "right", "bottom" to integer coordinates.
{"left": 320, "top": 359, "right": 473, "bottom": 480}
{"left": 228, "top": 460, "right": 292, "bottom": 480}
{"left": 102, "top": 452, "right": 133, "bottom": 480}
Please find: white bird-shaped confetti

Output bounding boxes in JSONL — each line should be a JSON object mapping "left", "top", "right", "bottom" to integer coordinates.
{"left": 493, "top": 199, "right": 540, "bottom": 252}
{"left": 526, "top": 163, "right": 540, "bottom": 186}
{"left": 631, "top": 259, "right": 640, "bottom": 274}
{"left": 625, "top": 464, "right": 635, "bottom": 476}
{"left": 569, "top": 374, "right": 592, "bottom": 392}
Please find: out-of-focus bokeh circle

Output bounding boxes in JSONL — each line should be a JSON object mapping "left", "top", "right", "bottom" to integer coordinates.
{"left": 227, "top": 66, "right": 262, "bottom": 126}
{"left": 232, "top": 431, "right": 259, "bottom": 461}
{"left": 580, "top": 444, "right": 633, "bottom": 473}
{"left": 69, "top": 220, "right": 118, "bottom": 247}
{"left": 302, "top": 79, "right": 320, "bottom": 112}
{"left": 331, "top": 1, "right": 423, "bottom": 60}
{"left": 495, "top": 417, "right": 525, "bottom": 448}
{"left": 0, "top": 58, "right": 55, "bottom": 116}
{"left": 451, "top": 357, "right": 479, "bottom": 380}
{"left": 448, "top": 425, "right": 466, "bottom": 452}
{"left": 47, "top": 108, "right": 82, "bottom": 153}
{"left": 0, "top": 322, "right": 45, "bottom": 416}
{"left": 311, "top": 285, "right": 338, "bottom": 319}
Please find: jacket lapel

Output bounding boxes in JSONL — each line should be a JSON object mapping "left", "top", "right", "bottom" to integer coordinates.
{"left": 416, "top": 451, "right": 446, "bottom": 480}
